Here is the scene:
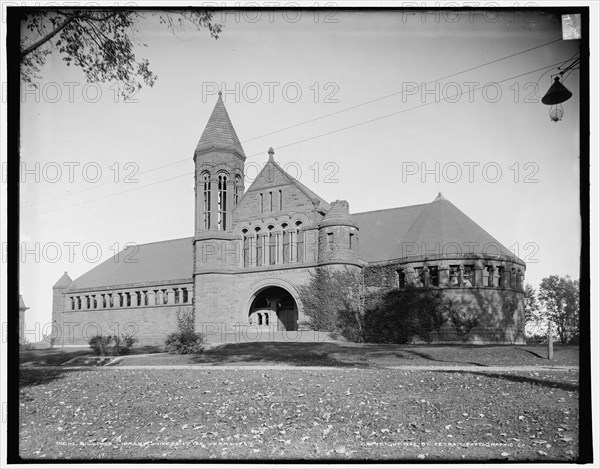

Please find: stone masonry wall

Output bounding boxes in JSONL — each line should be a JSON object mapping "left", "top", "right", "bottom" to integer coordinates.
{"left": 56, "top": 305, "right": 190, "bottom": 346}
{"left": 194, "top": 266, "right": 317, "bottom": 343}
{"left": 364, "top": 262, "right": 525, "bottom": 344}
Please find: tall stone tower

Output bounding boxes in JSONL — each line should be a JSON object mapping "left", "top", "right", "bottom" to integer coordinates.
{"left": 193, "top": 93, "right": 247, "bottom": 336}
{"left": 193, "top": 91, "right": 246, "bottom": 234}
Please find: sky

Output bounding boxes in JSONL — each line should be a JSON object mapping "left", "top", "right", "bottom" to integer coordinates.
{"left": 11, "top": 6, "right": 596, "bottom": 339}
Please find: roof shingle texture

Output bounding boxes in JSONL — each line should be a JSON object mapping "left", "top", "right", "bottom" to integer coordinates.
{"left": 195, "top": 95, "right": 245, "bottom": 156}
{"left": 67, "top": 238, "right": 193, "bottom": 292}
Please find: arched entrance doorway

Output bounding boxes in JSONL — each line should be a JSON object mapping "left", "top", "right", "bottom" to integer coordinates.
{"left": 248, "top": 286, "right": 298, "bottom": 332}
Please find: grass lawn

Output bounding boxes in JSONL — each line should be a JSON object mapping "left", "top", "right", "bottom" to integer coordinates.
{"left": 114, "top": 343, "right": 578, "bottom": 368}
{"left": 19, "top": 346, "right": 164, "bottom": 367}
{"left": 18, "top": 367, "right": 579, "bottom": 461}
{"left": 20, "top": 343, "right": 579, "bottom": 368}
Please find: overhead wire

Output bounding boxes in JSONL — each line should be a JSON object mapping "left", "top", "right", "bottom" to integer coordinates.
{"left": 25, "top": 38, "right": 564, "bottom": 208}
{"left": 22, "top": 58, "right": 570, "bottom": 219}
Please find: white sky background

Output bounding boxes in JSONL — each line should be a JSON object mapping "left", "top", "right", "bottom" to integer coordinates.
{"left": 17, "top": 8, "right": 587, "bottom": 335}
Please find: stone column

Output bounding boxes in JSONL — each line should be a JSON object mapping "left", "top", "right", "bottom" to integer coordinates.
{"left": 147, "top": 290, "right": 156, "bottom": 306}
{"left": 458, "top": 265, "right": 464, "bottom": 286}
{"left": 490, "top": 265, "right": 499, "bottom": 287}
{"left": 130, "top": 291, "right": 138, "bottom": 307}
{"left": 167, "top": 289, "right": 175, "bottom": 305}
{"left": 438, "top": 261, "right": 449, "bottom": 287}
{"left": 157, "top": 290, "right": 164, "bottom": 305}
{"left": 405, "top": 266, "right": 416, "bottom": 286}
{"left": 482, "top": 266, "right": 490, "bottom": 287}
{"left": 423, "top": 266, "right": 430, "bottom": 287}
{"left": 511, "top": 267, "right": 517, "bottom": 289}
{"left": 474, "top": 261, "right": 485, "bottom": 287}
{"left": 112, "top": 292, "right": 120, "bottom": 308}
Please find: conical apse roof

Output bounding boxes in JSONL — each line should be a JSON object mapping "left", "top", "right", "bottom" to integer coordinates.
{"left": 388, "top": 193, "right": 519, "bottom": 261}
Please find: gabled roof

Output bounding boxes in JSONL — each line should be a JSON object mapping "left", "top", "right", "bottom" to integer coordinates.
{"left": 195, "top": 93, "right": 245, "bottom": 158}
{"left": 66, "top": 237, "right": 194, "bottom": 292}
{"left": 240, "top": 149, "right": 330, "bottom": 211}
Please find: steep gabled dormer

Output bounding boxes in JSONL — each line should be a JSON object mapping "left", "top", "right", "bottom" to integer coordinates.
{"left": 233, "top": 148, "right": 329, "bottom": 226}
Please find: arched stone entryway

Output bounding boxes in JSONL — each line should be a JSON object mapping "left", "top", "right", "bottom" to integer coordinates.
{"left": 248, "top": 286, "right": 298, "bottom": 332}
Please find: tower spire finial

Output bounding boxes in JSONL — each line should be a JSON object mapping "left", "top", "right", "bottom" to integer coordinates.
{"left": 218, "top": 91, "right": 222, "bottom": 97}
{"left": 268, "top": 147, "right": 275, "bottom": 162}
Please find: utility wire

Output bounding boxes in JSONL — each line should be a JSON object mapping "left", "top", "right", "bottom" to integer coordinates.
{"left": 22, "top": 59, "right": 568, "bottom": 219}
{"left": 26, "top": 38, "right": 563, "bottom": 208}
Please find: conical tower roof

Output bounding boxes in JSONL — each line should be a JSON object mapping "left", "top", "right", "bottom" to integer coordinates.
{"left": 53, "top": 271, "right": 73, "bottom": 289}
{"left": 195, "top": 92, "right": 245, "bottom": 159}
{"left": 389, "top": 193, "right": 519, "bottom": 261}
{"left": 19, "top": 295, "right": 29, "bottom": 311}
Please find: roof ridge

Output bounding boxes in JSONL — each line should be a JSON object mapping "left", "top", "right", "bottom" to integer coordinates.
{"left": 124, "top": 236, "right": 194, "bottom": 249}
{"left": 351, "top": 203, "right": 429, "bottom": 216}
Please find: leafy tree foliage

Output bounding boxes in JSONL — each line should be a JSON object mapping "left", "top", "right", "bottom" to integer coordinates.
{"left": 523, "top": 283, "right": 546, "bottom": 343}
{"left": 538, "top": 275, "right": 580, "bottom": 344}
{"left": 363, "top": 286, "right": 448, "bottom": 344}
{"left": 20, "top": 9, "right": 222, "bottom": 97}
{"left": 297, "top": 267, "right": 364, "bottom": 342}
{"left": 164, "top": 308, "right": 205, "bottom": 354}
{"left": 88, "top": 334, "right": 138, "bottom": 355}
{"left": 448, "top": 306, "right": 480, "bottom": 343}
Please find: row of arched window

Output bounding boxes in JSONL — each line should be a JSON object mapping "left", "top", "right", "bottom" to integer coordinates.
{"left": 242, "top": 221, "right": 304, "bottom": 267}
{"left": 201, "top": 171, "right": 243, "bottom": 231}
{"left": 66, "top": 286, "right": 192, "bottom": 311}
{"left": 397, "top": 264, "right": 524, "bottom": 290}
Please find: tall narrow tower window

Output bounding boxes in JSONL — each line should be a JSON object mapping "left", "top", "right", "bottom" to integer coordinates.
{"left": 268, "top": 225, "right": 276, "bottom": 265}
{"left": 234, "top": 174, "right": 242, "bottom": 206}
{"left": 217, "top": 173, "right": 228, "bottom": 231}
{"left": 295, "top": 221, "right": 304, "bottom": 262}
{"left": 242, "top": 229, "right": 250, "bottom": 267}
{"left": 202, "top": 172, "right": 211, "bottom": 230}
{"left": 260, "top": 193, "right": 264, "bottom": 213}
{"left": 282, "top": 223, "right": 289, "bottom": 264}
{"left": 279, "top": 190, "right": 283, "bottom": 210}
{"left": 269, "top": 192, "right": 273, "bottom": 212}
{"left": 255, "top": 227, "right": 263, "bottom": 267}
